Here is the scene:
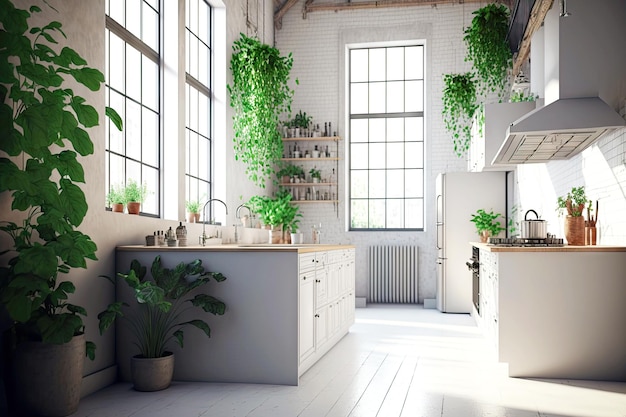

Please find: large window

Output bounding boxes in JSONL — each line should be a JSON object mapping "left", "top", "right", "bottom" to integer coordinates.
{"left": 185, "top": 0, "right": 212, "bottom": 207}
{"left": 105, "top": 0, "right": 160, "bottom": 216}
{"left": 349, "top": 45, "right": 425, "bottom": 230}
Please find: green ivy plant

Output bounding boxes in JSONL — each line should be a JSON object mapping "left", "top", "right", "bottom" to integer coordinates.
{"left": 463, "top": 3, "right": 513, "bottom": 99}
{"left": 0, "top": 0, "right": 122, "bottom": 358}
{"left": 510, "top": 90, "right": 538, "bottom": 102}
{"left": 228, "top": 34, "right": 296, "bottom": 188}
{"left": 442, "top": 73, "right": 478, "bottom": 157}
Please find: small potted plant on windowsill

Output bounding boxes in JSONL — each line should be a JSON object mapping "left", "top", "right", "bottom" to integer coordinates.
{"left": 470, "top": 209, "right": 504, "bottom": 242}
{"left": 106, "top": 184, "right": 126, "bottom": 213}
{"left": 124, "top": 180, "right": 148, "bottom": 215}
{"left": 186, "top": 200, "right": 201, "bottom": 223}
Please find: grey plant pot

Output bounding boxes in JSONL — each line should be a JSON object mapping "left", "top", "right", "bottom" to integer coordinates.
{"left": 14, "top": 334, "right": 85, "bottom": 417}
{"left": 131, "top": 353, "right": 174, "bottom": 392}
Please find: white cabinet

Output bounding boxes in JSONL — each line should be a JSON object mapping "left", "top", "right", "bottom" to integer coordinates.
{"left": 298, "top": 248, "right": 355, "bottom": 376}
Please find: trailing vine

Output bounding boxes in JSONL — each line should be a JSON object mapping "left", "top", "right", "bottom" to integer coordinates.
{"left": 228, "top": 34, "right": 295, "bottom": 188}
{"left": 442, "top": 73, "right": 478, "bottom": 157}
{"left": 463, "top": 3, "right": 512, "bottom": 99}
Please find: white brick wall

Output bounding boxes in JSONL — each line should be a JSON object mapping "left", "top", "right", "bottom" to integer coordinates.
{"left": 516, "top": 127, "right": 626, "bottom": 245}
{"left": 275, "top": 2, "right": 482, "bottom": 303}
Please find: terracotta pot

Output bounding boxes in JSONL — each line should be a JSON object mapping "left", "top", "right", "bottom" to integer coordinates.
{"left": 14, "top": 334, "right": 85, "bottom": 416}
{"left": 112, "top": 203, "right": 124, "bottom": 213}
{"left": 564, "top": 216, "right": 585, "bottom": 246}
{"left": 131, "top": 353, "right": 174, "bottom": 392}
{"left": 127, "top": 201, "right": 141, "bottom": 215}
{"left": 479, "top": 230, "right": 490, "bottom": 243}
{"left": 187, "top": 212, "right": 200, "bottom": 223}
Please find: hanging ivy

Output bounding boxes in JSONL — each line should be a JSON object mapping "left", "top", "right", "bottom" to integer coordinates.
{"left": 463, "top": 3, "right": 512, "bottom": 99}
{"left": 442, "top": 73, "right": 478, "bottom": 157}
{"left": 228, "top": 34, "right": 296, "bottom": 188}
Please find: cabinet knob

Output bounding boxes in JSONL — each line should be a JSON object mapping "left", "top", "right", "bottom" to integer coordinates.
{"left": 315, "top": 279, "right": 320, "bottom": 283}
{"left": 303, "top": 275, "right": 307, "bottom": 280}
{"left": 315, "top": 314, "right": 319, "bottom": 318}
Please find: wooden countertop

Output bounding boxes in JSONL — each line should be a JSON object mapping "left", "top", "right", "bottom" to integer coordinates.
{"left": 116, "top": 243, "right": 355, "bottom": 253}
{"left": 471, "top": 242, "right": 626, "bottom": 252}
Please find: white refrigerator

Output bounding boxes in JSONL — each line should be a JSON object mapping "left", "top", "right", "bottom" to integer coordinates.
{"left": 436, "top": 172, "right": 507, "bottom": 313}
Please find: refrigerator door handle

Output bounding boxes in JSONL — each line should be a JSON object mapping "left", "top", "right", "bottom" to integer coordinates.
{"left": 436, "top": 194, "right": 442, "bottom": 223}
{"left": 436, "top": 221, "right": 443, "bottom": 250}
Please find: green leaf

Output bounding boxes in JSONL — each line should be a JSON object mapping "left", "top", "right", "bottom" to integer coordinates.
{"left": 86, "top": 341, "right": 96, "bottom": 360}
{"left": 189, "top": 294, "right": 226, "bottom": 315}
{"left": 97, "top": 301, "right": 125, "bottom": 334}
{"left": 59, "top": 178, "right": 87, "bottom": 226}
{"left": 51, "top": 230, "right": 97, "bottom": 268}
{"left": 48, "top": 280, "right": 75, "bottom": 306}
{"left": 182, "top": 319, "right": 211, "bottom": 338}
{"left": 69, "top": 67, "right": 104, "bottom": 92}
{"left": 38, "top": 313, "right": 82, "bottom": 344}
{"left": 59, "top": 46, "right": 87, "bottom": 66}
{"left": 0, "top": 1, "right": 29, "bottom": 35}
{"left": 68, "top": 126, "right": 94, "bottom": 156}
{"left": 13, "top": 244, "right": 58, "bottom": 278}
{"left": 55, "top": 150, "right": 85, "bottom": 182}
{"left": 106, "top": 106, "right": 123, "bottom": 131}
{"left": 70, "top": 95, "right": 99, "bottom": 127}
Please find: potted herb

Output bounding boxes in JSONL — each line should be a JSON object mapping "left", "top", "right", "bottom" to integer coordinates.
{"left": 276, "top": 164, "right": 304, "bottom": 183}
{"left": 463, "top": 3, "right": 512, "bottom": 99}
{"left": 0, "top": 1, "right": 122, "bottom": 415}
{"left": 98, "top": 256, "right": 227, "bottom": 391}
{"left": 124, "top": 179, "right": 148, "bottom": 215}
{"left": 470, "top": 209, "right": 505, "bottom": 242}
{"left": 294, "top": 110, "right": 312, "bottom": 137}
{"left": 228, "top": 34, "right": 296, "bottom": 188}
{"left": 309, "top": 167, "right": 322, "bottom": 183}
{"left": 185, "top": 199, "right": 202, "bottom": 223}
{"left": 106, "top": 183, "right": 126, "bottom": 212}
{"left": 442, "top": 73, "right": 478, "bottom": 157}
{"left": 557, "top": 186, "right": 588, "bottom": 245}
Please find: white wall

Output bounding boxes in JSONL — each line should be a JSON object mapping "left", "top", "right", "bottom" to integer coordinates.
{"left": 275, "top": 2, "right": 483, "bottom": 304}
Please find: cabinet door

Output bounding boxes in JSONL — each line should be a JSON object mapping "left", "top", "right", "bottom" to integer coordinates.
{"left": 299, "top": 272, "right": 315, "bottom": 363}
{"left": 315, "top": 265, "right": 328, "bottom": 306}
{"left": 315, "top": 305, "right": 328, "bottom": 349}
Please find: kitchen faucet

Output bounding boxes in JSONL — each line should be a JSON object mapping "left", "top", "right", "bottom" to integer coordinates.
{"left": 200, "top": 198, "right": 228, "bottom": 246}
{"left": 234, "top": 204, "right": 251, "bottom": 243}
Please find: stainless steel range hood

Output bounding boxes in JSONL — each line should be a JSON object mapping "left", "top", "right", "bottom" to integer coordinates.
{"left": 493, "top": 0, "right": 626, "bottom": 165}
{"left": 493, "top": 97, "right": 626, "bottom": 164}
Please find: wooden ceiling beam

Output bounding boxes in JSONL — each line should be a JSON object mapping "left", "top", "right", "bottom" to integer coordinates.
{"left": 275, "top": 0, "right": 512, "bottom": 30}
{"left": 512, "top": 0, "right": 554, "bottom": 75}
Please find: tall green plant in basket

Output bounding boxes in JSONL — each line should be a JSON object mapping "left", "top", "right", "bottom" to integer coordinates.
{"left": 228, "top": 34, "right": 296, "bottom": 188}
{"left": 464, "top": 3, "right": 513, "bottom": 99}
{"left": 442, "top": 73, "right": 478, "bottom": 157}
{"left": 0, "top": 0, "right": 122, "bottom": 356}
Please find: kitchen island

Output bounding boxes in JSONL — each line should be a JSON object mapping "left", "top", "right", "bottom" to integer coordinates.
{"left": 115, "top": 244, "right": 355, "bottom": 385}
{"left": 472, "top": 242, "right": 626, "bottom": 381}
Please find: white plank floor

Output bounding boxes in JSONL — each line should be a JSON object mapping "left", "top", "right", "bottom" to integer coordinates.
{"left": 71, "top": 305, "right": 626, "bottom": 417}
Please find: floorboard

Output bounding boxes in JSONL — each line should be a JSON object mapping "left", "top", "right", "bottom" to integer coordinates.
{"left": 67, "top": 305, "right": 626, "bottom": 417}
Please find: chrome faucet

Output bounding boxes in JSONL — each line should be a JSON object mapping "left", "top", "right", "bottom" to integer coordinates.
{"left": 234, "top": 204, "right": 251, "bottom": 244}
{"left": 200, "top": 198, "right": 228, "bottom": 246}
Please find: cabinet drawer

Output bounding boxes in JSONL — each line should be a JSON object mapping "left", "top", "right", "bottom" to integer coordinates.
{"left": 299, "top": 253, "right": 316, "bottom": 273}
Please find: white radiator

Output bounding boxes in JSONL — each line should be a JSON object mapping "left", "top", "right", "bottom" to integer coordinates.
{"left": 368, "top": 245, "right": 419, "bottom": 303}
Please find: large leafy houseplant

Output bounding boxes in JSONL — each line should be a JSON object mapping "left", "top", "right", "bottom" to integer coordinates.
{"left": 442, "top": 72, "right": 478, "bottom": 157}
{"left": 0, "top": 0, "right": 122, "bottom": 357}
{"left": 470, "top": 209, "right": 504, "bottom": 242}
{"left": 98, "top": 255, "right": 227, "bottom": 359}
{"left": 228, "top": 34, "right": 296, "bottom": 188}
{"left": 463, "top": 3, "right": 512, "bottom": 99}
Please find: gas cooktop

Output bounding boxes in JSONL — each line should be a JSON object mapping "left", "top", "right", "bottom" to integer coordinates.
{"left": 487, "top": 237, "right": 564, "bottom": 247}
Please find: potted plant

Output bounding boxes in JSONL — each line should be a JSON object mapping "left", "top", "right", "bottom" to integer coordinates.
{"left": 442, "top": 72, "right": 478, "bottom": 157}
{"left": 124, "top": 179, "right": 148, "bottom": 215}
{"left": 106, "top": 183, "right": 126, "bottom": 213}
{"left": 276, "top": 164, "right": 304, "bottom": 184}
{"left": 463, "top": 3, "right": 512, "bottom": 99}
{"left": 228, "top": 34, "right": 296, "bottom": 188}
{"left": 470, "top": 209, "right": 505, "bottom": 242}
{"left": 294, "top": 110, "right": 312, "bottom": 137}
{"left": 185, "top": 199, "right": 201, "bottom": 223}
{"left": 0, "top": 1, "right": 122, "bottom": 415}
{"left": 98, "top": 255, "right": 227, "bottom": 391}
{"left": 309, "top": 167, "right": 322, "bottom": 183}
{"left": 285, "top": 205, "right": 303, "bottom": 244}
{"left": 557, "top": 186, "right": 588, "bottom": 246}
